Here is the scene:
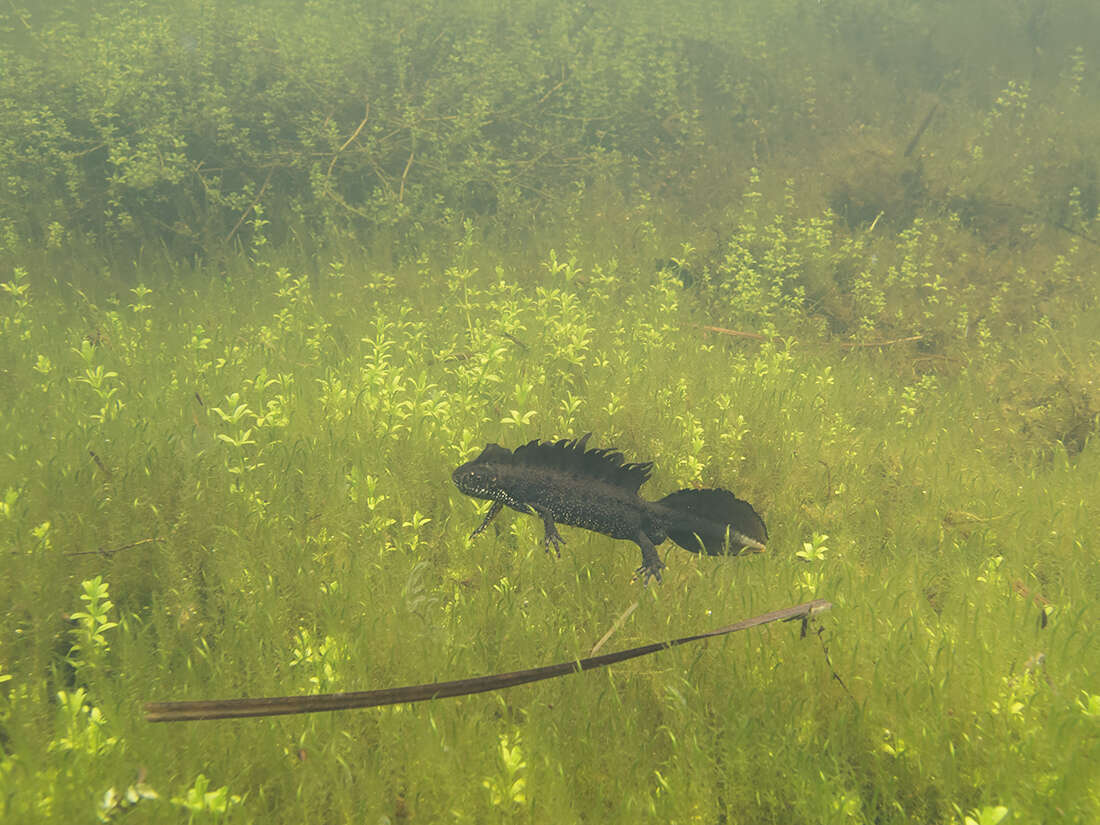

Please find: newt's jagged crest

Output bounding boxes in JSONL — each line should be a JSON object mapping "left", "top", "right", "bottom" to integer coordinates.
{"left": 454, "top": 433, "right": 653, "bottom": 499}
{"left": 453, "top": 433, "right": 767, "bottom": 583}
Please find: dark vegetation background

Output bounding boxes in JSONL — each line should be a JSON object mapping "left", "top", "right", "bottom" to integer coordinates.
{"left": 3, "top": 0, "right": 1098, "bottom": 258}
{"left": 5, "top": 0, "right": 1098, "bottom": 442}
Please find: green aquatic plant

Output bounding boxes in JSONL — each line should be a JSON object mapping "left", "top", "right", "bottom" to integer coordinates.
{"left": 66, "top": 577, "right": 118, "bottom": 679}
{"left": 482, "top": 732, "right": 527, "bottom": 809}
{"left": 170, "top": 774, "right": 240, "bottom": 816}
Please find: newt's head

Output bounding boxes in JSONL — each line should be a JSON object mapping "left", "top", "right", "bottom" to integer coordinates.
{"left": 452, "top": 462, "right": 499, "bottom": 499}
{"left": 452, "top": 443, "right": 512, "bottom": 500}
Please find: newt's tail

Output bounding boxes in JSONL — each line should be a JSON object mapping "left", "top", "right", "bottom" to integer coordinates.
{"left": 658, "top": 489, "right": 768, "bottom": 556}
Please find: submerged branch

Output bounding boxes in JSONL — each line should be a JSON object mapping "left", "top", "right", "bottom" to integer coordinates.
{"left": 145, "top": 599, "right": 832, "bottom": 722}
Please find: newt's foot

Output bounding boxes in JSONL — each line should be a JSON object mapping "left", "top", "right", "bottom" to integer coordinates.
{"left": 634, "top": 559, "right": 665, "bottom": 585}
{"left": 542, "top": 528, "right": 565, "bottom": 558}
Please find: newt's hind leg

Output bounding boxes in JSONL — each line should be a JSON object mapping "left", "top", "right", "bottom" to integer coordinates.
{"left": 633, "top": 532, "right": 665, "bottom": 585}
{"left": 531, "top": 505, "right": 565, "bottom": 557}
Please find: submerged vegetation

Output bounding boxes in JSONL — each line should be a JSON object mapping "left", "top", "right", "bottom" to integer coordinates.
{"left": 1, "top": 0, "right": 1099, "bottom": 822}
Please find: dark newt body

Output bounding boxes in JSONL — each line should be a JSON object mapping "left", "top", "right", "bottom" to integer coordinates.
{"left": 452, "top": 434, "right": 767, "bottom": 583}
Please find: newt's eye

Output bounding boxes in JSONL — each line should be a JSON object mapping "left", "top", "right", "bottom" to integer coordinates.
{"left": 454, "top": 465, "right": 495, "bottom": 492}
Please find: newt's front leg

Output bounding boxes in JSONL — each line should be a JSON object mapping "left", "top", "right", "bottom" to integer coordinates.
{"left": 470, "top": 501, "right": 504, "bottom": 538}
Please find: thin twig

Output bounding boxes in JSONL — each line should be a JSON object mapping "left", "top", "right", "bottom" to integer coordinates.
{"left": 813, "top": 624, "right": 858, "bottom": 707}
{"left": 65, "top": 537, "right": 164, "bottom": 558}
{"left": 904, "top": 101, "right": 939, "bottom": 158}
{"left": 701, "top": 326, "right": 923, "bottom": 349}
{"left": 324, "top": 100, "right": 370, "bottom": 184}
{"left": 701, "top": 326, "right": 783, "bottom": 343}
{"left": 323, "top": 188, "right": 372, "bottom": 219}
{"left": 225, "top": 168, "right": 275, "bottom": 245}
{"left": 590, "top": 601, "right": 638, "bottom": 655}
{"left": 398, "top": 149, "right": 414, "bottom": 203}
{"left": 364, "top": 152, "right": 394, "bottom": 196}
{"left": 69, "top": 142, "right": 108, "bottom": 159}
{"left": 499, "top": 330, "right": 529, "bottom": 351}
{"left": 538, "top": 78, "right": 568, "bottom": 106}
{"left": 837, "top": 334, "right": 923, "bottom": 348}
